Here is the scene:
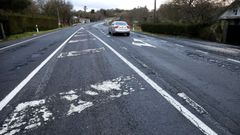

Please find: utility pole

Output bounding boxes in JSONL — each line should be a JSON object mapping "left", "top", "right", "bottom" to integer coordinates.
{"left": 84, "top": 6, "right": 87, "bottom": 12}
{"left": 153, "top": 0, "right": 156, "bottom": 23}
{"left": 57, "top": 8, "right": 61, "bottom": 27}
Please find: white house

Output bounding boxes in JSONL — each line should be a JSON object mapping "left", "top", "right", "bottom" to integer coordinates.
{"left": 219, "top": 0, "right": 240, "bottom": 44}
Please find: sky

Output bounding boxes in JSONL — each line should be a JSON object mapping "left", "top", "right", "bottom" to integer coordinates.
{"left": 68, "top": 0, "right": 170, "bottom": 11}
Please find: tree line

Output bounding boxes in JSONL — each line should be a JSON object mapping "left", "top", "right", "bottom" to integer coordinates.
{"left": 0, "top": 0, "right": 235, "bottom": 26}
{"left": 0, "top": 0, "right": 73, "bottom": 25}
{"left": 117, "top": 0, "right": 234, "bottom": 25}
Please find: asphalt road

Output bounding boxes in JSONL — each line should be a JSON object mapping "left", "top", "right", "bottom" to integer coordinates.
{"left": 0, "top": 22, "right": 239, "bottom": 135}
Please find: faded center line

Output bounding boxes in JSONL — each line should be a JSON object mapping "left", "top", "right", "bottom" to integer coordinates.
{"left": 58, "top": 47, "right": 105, "bottom": 58}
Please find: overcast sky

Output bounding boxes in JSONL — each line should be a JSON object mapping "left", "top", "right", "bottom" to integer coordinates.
{"left": 68, "top": 0, "right": 170, "bottom": 11}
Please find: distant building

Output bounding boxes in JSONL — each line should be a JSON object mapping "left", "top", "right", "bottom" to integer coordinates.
{"left": 219, "top": 0, "right": 240, "bottom": 44}
{"left": 72, "top": 16, "right": 90, "bottom": 24}
{"left": 79, "top": 18, "right": 90, "bottom": 24}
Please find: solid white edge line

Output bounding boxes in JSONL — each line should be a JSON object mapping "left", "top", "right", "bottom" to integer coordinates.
{"left": 227, "top": 58, "right": 240, "bottom": 64}
{"left": 196, "top": 49, "right": 208, "bottom": 54}
{"left": 175, "top": 43, "right": 184, "bottom": 48}
{"left": 87, "top": 30, "right": 217, "bottom": 135}
{"left": 0, "top": 27, "right": 82, "bottom": 111}
{"left": 0, "top": 31, "right": 59, "bottom": 51}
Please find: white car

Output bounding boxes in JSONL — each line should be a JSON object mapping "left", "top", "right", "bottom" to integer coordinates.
{"left": 108, "top": 21, "right": 130, "bottom": 36}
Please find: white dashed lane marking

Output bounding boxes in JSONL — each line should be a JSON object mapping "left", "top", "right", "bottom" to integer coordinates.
{"left": 175, "top": 43, "right": 184, "bottom": 48}
{"left": 196, "top": 49, "right": 208, "bottom": 54}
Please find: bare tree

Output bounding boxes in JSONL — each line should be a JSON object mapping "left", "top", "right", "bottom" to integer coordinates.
{"left": 157, "top": 0, "right": 231, "bottom": 24}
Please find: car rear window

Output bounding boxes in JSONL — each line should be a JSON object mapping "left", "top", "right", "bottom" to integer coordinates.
{"left": 115, "top": 22, "right": 127, "bottom": 26}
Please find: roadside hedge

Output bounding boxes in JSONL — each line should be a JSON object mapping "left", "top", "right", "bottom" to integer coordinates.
{"left": 141, "top": 23, "right": 208, "bottom": 37}
{"left": 0, "top": 11, "right": 58, "bottom": 35}
{"left": 141, "top": 23, "right": 225, "bottom": 42}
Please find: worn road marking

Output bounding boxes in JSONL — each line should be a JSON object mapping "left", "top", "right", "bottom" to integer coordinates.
{"left": 58, "top": 47, "right": 105, "bottom": 58}
{"left": 0, "top": 75, "right": 139, "bottom": 134}
{"left": 175, "top": 43, "right": 184, "bottom": 48}
{"left": 196, "top": 49, "right": 208, "bottom": 54}
{"left": 68, "top": 39, "right": 88, "bottom": 43}
{"left": 74, "top": 34, "right": 89, "bottom": 37}
{"left": 0, "top": 31, "right": 59, "bottom": 51}
{"left": 88, "top": 30, "right": 217, "bottom": 135}
{"left": 177, "top": 93, "right": 208, "bottom": 114}
{"left": 100, "top": 30, "right": 105, "bottom": 34}
{"left": 0, "top": 28, "right": 83, "bottom": 111}
{"left": 132, "top": 38, "right": 156, "bottom": 48}
{"left": 121, "top": 47, "right": 128, "bottom": 50}
{"left": 227, "top": 58, "right": 240, "bottom": 64}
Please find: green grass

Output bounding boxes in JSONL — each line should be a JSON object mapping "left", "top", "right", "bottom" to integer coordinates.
{"left": 2, "top": 28, "right": 62, "bottom": 42}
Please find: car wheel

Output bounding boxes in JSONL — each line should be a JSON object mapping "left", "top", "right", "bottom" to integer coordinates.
{"left": 126, "top": 33, "right": 130, "bottom": 36}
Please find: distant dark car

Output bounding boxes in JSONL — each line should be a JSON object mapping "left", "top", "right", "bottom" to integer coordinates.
{"left": 108, "top": 21, "right": 130, "bottom": 36}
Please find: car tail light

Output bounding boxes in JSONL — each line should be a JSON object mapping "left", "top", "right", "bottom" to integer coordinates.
{"left": 114, "top": 26, "right": 119, "bottom": 28}
{"left": 127, "top": 25, "right": 130, "bottom": 29}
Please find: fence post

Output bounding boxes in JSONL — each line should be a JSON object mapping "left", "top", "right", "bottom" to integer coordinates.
{"left": 36, "top": 25, "right": 39, "bottom": 33}
{"left": 0, "top": 23, "right": 6, "bottom": 39}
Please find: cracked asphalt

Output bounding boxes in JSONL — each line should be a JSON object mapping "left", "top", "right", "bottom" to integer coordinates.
{"left": 0, "top": 22, "right": 239, "bottom": 135}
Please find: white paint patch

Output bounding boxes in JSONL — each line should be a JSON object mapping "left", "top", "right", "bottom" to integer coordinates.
{"left": 227, "top": 58, "right": 240, "bottom": 64}
{"left": 60, "top": 90, "right": 79, "bottom": 101}
{"left": 15, "top": 99, "right": 45, "bottom": 111}
{"left": 68, "top": 39, "right": 88, "bottom": 43}
{"left": 74, "top": 34, "right": 89, "bottom": 37}
{"left": 122, "top": 91, "right": 129, "bottom": 95}
{"left": 107, "top": 35, "right": 111, "bottom": 37}
{"left": 77, "top": 32, "right": 84, "bottom": 34}
{"left": 67, "top": 100, "right": 93, "bottom": 116}
{"left": 132, "top": 38, "right": 156, "bottom": 48}
{"left": 88, "top": 31, "right": 217, "bottom": 135}
{"left": 61, "top": 94, "right": 78, "bottom": 101}
{"left": 0, "top": 27, "right": 82, "bottom": 111}
{"left": 25, "top": 122, "right": 41, "bottom": 130}
{"left": 196, "top": 50, "right": 208, "bottom": 55}
{"left": 110, "top": 93, "right": 122, "bottom": 98}
{"left": 65, "top": 90, "right": 76, "bottom": 95}
{"left": 121, "top": 47, "right": 128, "bottom": 50}
{"left": 177, "top": 93, "right": 208, "bottom": 114}
{"left": 0, "top": 99, "right": 53, "bottom": 135}
{"left": 6, "top": 129, "right": 20, "bottom": 135}
{"left": 0, "top": 75, "right": 142, "bottom": 134}
{"left": 91, "top": 80, "right": 121, "bottom": 92}
{"left": 58, "top": 47, "right": 105, "bottom": 58}
{"left": 85, "top": 90, "right": 99, "bottom": 96}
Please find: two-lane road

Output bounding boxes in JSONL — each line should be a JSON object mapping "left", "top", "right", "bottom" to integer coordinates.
{"left": 0, "top": 22, "right": 239, "bottom": 135}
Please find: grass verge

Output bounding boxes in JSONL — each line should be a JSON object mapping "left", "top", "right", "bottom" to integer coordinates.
{"left": 1, "top": 28, "right": 62, "bottom": 42}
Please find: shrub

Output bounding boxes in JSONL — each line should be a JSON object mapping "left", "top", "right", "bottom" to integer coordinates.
{"left": 0, "top": 11, "right": 58, "bottom": 35}
{"left": 141, "top": 23, "right": 208, "bottom": 38}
